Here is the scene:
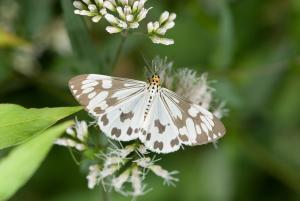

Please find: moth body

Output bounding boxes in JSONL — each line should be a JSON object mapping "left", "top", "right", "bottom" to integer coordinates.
{"left": 144, "top": 75, "right": 161, "bottom": 120}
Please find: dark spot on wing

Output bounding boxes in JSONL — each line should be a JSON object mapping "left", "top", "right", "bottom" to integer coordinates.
{"left": 179, "top": 134, "right": 189, "bottom": 142}
{"left": 146, "top": 133, "right": 151, "bottom": 141}
{"left": 94, "top": 107, "right": 105, "bottom": 115}
{"left": 120, "top": 111, "right": 134, "bottom": 122}
{"left": 111, "top": 127, "right": 121, "bottom": 138}
{"left": 101, "top": 114, "right": 109, "bottom": 126}
{"left": 154, "top": 119, "right": 166, "bottom": 134}
{"left": 127, "top": 127, "right": 133, "bottom": 135}
{"left": 154, "top": 141, "right": 163, "bottom": 150}
{"left": 171, "top": 138, "right": 179, "bottom": 147}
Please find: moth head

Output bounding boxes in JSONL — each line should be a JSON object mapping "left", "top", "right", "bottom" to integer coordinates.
{"left": 150, "top": 74, "right": 160, "bottom": 85}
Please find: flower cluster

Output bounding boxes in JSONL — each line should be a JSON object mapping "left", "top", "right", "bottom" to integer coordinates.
{"left": 73, "top": 0, "right": 176, "bottom": 45}
{"left": 55, "top": 120, "right": 178, "bottom": 199}
{"left": 87, "top": 143, "right": 178, "bottom": 198}
{"left": 159, "top": 58, "right": 228, "bottom": 118}
{"left": 147, "top": 11, "right": 176, "bottom": 45}
{"left": 73, "top": 0, "right": 107, "bottom": 23}
{"left": 55, "top": 119, "right": 88, "bottom": 151}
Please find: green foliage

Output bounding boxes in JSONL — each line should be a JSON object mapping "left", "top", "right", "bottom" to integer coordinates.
{"left": 0, "top": 104, "right": 82, "bottom": 150}
{"left": 60, "top": 0, "right": 101, "bottom": 73}
{"left": 0, "top": 121, "right": 73, "bottom": 201}
{"left": 0, "top": 0, "right": 300, "bottom": 200}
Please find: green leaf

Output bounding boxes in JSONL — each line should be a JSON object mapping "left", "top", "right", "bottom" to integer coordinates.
{"left": 0, "top": 104, "right": 82, "bottom": 150}
{"left": 0, "top": 121, "right": 73, "bottom": 201}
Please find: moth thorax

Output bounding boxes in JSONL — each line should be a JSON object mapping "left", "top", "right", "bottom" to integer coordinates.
{"left": 149, "top": 75, "right": 160, "bottom": 85}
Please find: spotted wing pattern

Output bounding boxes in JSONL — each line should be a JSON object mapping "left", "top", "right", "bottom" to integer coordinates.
{"left": 161, "top": 88, "right": 225, "bottom": 147}
{"left": 69, "top": 74, "right": 148, "bottom": 141}
{"left": 139, "top": 88, "right": 225, "bottom": 153}
{"left": 139, "top": 92, "right": 182, "bottom": 153}
{"left": 69, "top": 74, "right": 226, "bottom": 153}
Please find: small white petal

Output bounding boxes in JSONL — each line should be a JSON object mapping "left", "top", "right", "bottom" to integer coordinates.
{"left": 88, "top": 4, "right": 97, "bottom": 12}
{"left": 117, "top": 20, "right": 128, "bottom": 29}
{"left": 116, "top": 7, "right": 126, "bottom": 20}
{"left": 131, "top": 166, "right": 144, "bottom": 196}
{"left": 80, "top": 10, "right": 91, "bottom": 16}
{"left": 147, "top": 22, "right": 154, "bottom": 33}
{"left": 82, "top": 0, "right": 91, "bottom": 5}
{"left": 153, "top": 21, "right": 160, "bottom": 30}
{"left": 92, "top": 15, "right": 102, "bottom": 22}
{"left": 103, "top": 1, "right": 116, "bottom": 11}
{"left": 54, "top": 138, "right": 68, "bottom": 146}
{"left": 73, "top": 1, "right": 85, "bottom": 10}
{"left": 156, "top": 27, "right": 167, "bottom": 35}
{"left": 169, "top": 13, "right": 177, "bottom": 21}
{"left": 105, "top": 13, "right": 119, "bottom": 24}
{"left": 138, "top": 0, "right": 147, "bottom": 10}
{"left": 112, "top": 169, "right": 130, "bottom": 190}
{"left": 136, "top": 8, "right": 150, "bottom": 22}
{"left": 124, "top": 5, "right": 132, "bottom": 16}
{"left": 132, "top": 1, "right": 139, "bottom": 13}
{"left": 164, "top": 21, "right": 175, "bottom": 30}
{"left": 95, "top": 0, "right": 104, "bottom": 7}
{"left": 119, "top": 0, "right": 128, "bottom": 6}
{"left": 150, "top": 36, "right": 174, "bottom": 45}
{"left": 66, "top": 127, "right": 75, "bottom": 136}
{"left": 74, "top": 9, "right": 81, "bottom": 15}
{"left": 129, "top": 22, "right": 139, "bottom": 29}
{"left": 100, "top": 8, "right": 107, "bottom": 15}
{"left": 159, "top": 11, "right": 169, "bottom": 24}
{"left": 106, "top": 26, "right": 123, "bottom": 34}
{"left": 75, "top": 144, "right": 86, "bottom": 151}
{"left": 76, "top": 120, "right": 88, "bottom": 141}
{"left": 126, "top": 14, "right": 134, "bottom": 22}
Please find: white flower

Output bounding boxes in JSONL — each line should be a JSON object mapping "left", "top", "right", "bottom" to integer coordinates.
{"left": 106, "top": 26, "right": 123, "bottom": 34}
{"left": 54, "top": 138, "right": 86, "bottom": 151}
{"left": 99, "top": 164, "right": 119, "bottom": 179}
{"left": 149, "top": 35, "right": 174, "bottom": 45}
{"left": 130, "top": 166, "right": 146, "bottom": 197}
{"left": 149, "top": 165, "right": 179, "bottom": 186}
{"left": 136, "top": 144, "right": 149, "bottom": 155}
{"left": 87, "top": 165, "right": 101, "bottom": 189}
{"left": 73, "top": 0, "right": 107, "bottom": 23}
{"left": 110, "top": 144, "right": 136, "bottom": 158}
{"left": 103, "top": 156, "right": 125, "bottom": 167}
{"left": 159, "top": 61, "right": 228, "bottom": 119}
{"left": 74, "top": 120, "right": 88, "bottom": 141}
{"left": 147, "top": 11, "right": 176, "bottom": 45}
{"left": 134, "top": 157, "right": 153, "bottom": 168}
{"left": 55, "top": 119, "right": 88, "bottom": 151}
{"left": 102, "top": 0, "right": 151, "bottom": 34}
{"left": 112, "top": 169, "right": 131, "bottom": 193}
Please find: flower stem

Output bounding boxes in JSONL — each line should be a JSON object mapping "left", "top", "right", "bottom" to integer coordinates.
{"left": 110, "top": 32, "right": 128, "bottom": 70}
{"left": 101, "top": 187, "right": 110, "bottom": 201}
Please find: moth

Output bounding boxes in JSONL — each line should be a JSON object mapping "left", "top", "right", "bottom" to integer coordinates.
{"left": 69, "top": 73, "right": 226, "bottom": 153}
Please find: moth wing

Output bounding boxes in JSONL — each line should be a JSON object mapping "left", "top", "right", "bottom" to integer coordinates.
{"left": 139, "top": 92, "right": 182, "bottom": 153}
{"left": 161, "top": 88, "right": 226, "bottom": 146}
{"left": 69, "top": 74, "right": 148, "bottom": 141}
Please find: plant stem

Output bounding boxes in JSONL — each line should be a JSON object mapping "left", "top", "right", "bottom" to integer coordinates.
{"left": 110, "top": 32, "right": 128, "bottom": 70}
{"left": 101, "top": 186, "right": 110, "bottom": 201}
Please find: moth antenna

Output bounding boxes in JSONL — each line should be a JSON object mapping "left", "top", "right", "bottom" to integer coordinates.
{"left": 142, "top": 54, "right": 154, "bottom": 76}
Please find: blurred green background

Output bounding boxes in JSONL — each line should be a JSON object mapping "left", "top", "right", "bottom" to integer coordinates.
{"left": 1, "top": 0, "right": 300, "bottom": 201}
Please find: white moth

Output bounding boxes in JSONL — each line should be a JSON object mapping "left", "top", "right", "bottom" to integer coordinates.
{"left": 69, "top": 74, "right": 226, "bottom": 153}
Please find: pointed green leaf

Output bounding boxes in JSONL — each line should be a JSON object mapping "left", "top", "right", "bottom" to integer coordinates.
{"left": 0, "top": 121, "right": 73, "bottom": 201}
{"left": 0, "top": 104, "right": 82, "bottom": 150}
